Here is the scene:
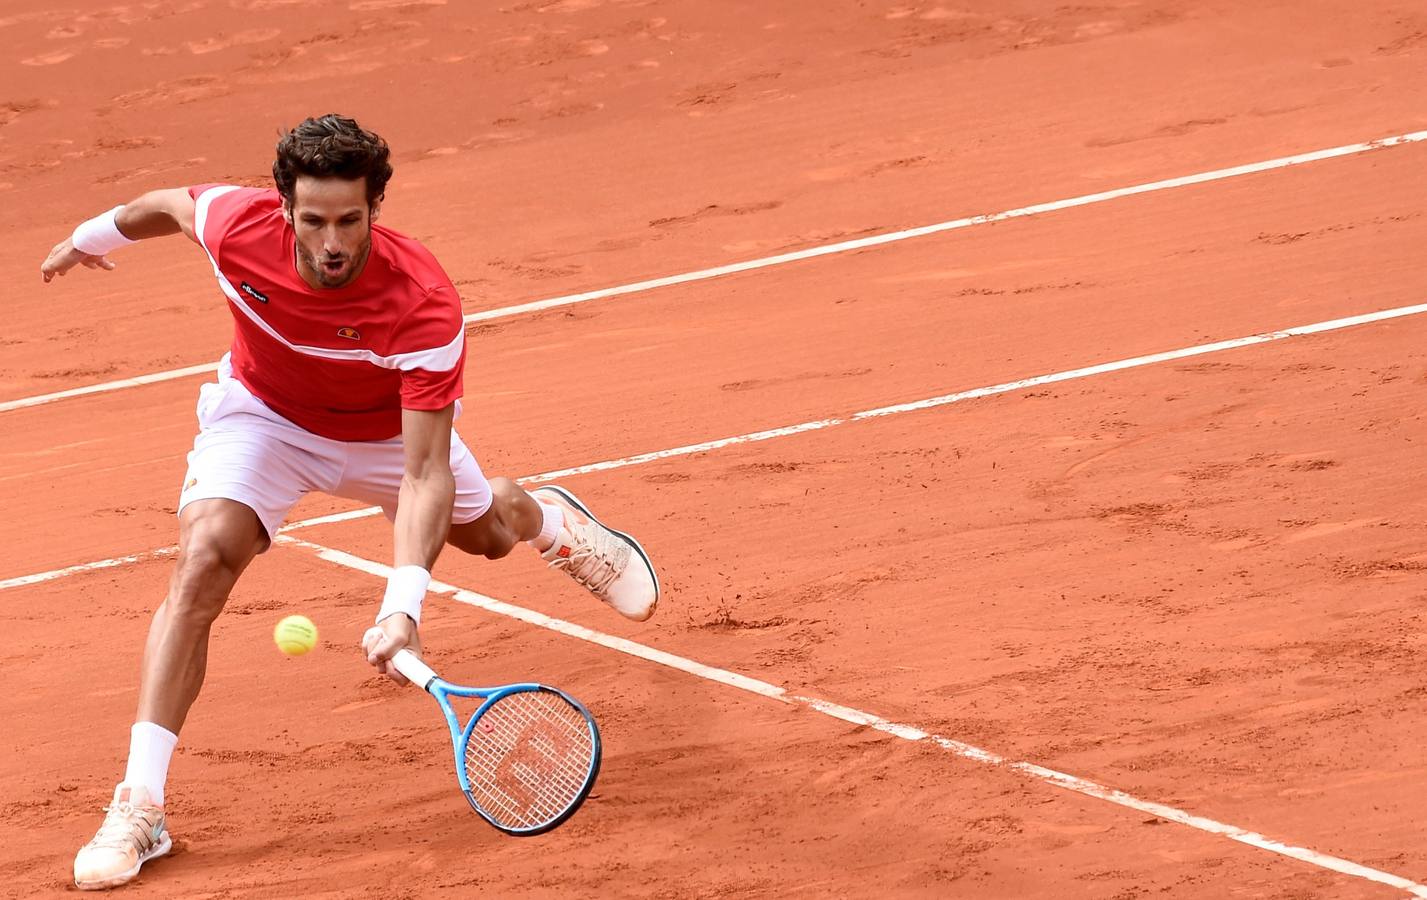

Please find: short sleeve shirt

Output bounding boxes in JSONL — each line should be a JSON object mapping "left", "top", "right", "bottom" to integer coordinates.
{"left": 187, "top": 184, "right": 465, "bottom": 442}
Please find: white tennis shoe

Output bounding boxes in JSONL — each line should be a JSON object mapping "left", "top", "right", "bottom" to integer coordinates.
{"left": 534, "top": 486, "right": 659, "bottom": 621}
{"left": 74, "top": 784, "right": 171, "bottom": 891}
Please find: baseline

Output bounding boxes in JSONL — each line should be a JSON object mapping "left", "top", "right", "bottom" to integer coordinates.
{"left": 2, "top": 128, "right": 1424, "bottom": 416}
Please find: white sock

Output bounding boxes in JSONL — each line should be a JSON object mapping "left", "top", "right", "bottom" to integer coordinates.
{"left": 529, "top": 501, "right": 563, "bottom": 552}
{"left": 122, "top": 721, "right": 178, "bottom": 805}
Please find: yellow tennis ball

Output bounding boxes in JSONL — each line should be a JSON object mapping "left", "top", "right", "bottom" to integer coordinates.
{"left": 273, "top": 615, "right": 318, "bottom": 656}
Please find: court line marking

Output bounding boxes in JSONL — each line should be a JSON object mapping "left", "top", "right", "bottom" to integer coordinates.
{"left": 3, "top": 127, "right": 1424, "bottom": 416}
{"left": 274, "top": 532, "right": 1427, "bottom": 898}
{"left": 4, "top": 298, "right": 1427, "bottom": 594}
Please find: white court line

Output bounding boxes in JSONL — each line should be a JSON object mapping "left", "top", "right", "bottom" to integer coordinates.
{"left": 5, "top": 299, "right": 1427, "bottom": 593}
{"left": 274, "top": 532, "right": 1427, "bottom": 897}
{"left": 3, "top": 128, "right": 1425, "bottom": 417}
{"left": 0, "top": 547, "right": 177, "bottom": 592}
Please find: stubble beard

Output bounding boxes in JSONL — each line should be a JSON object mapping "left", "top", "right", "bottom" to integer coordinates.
{"left": 298, "top": 231, "right": 372, "bottom": 289}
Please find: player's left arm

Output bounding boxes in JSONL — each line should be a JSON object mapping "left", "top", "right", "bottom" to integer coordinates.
{"left": 363, "top": 403, "right": 457, "bottom": 683}
{"left": 40, "top": 187, "right": 199, "bottom": 283}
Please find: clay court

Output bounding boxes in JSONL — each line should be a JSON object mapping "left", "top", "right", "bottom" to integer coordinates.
{"left": 4, "top": 0, "right": 1427, "bottom": 896}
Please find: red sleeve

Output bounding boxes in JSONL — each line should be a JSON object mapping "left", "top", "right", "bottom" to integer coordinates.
{"left": 397, "top": 283, "right": 466, "bottom": 411}
{"left": 190, "top": 185, "right": 264, "bottom": 262}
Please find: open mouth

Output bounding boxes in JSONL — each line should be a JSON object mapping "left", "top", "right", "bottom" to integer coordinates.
{"left": 321, "top": 258, "right": 346, "bottom": 277}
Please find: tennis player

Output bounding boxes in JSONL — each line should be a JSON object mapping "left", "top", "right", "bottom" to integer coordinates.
{"left": 40, "top": 114, "right": 659, "bottom": 890}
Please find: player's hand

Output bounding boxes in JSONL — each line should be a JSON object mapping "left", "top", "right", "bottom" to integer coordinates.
{"left": 40, "top": 237, "right": 116, "bottom": 283}
{"left": 362, "top": 614, "right": 423, "bottom": 685}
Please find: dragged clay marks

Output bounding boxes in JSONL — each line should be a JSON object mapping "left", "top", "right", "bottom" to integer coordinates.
{"left": 649, "top": 199, "right": 782, "bottom": 228}
{"left": 720, "top": 367, "right": 872, "bottom": 393}
{"left": 676, "top": 80, "right": 737, "bottom": 108}
{"left": 1252, "top": 211, "right": 1423, "bottom": 246}
{"left": 1274, "top": 633, "right": 1423, "bottom": 700}
{"left": 486, "top": 255, "right": 584, "bottom": 281}
{"left": 1330, "top": 551, "right": 1427, "bottom": 580}
{"left": 867, "top": 2, "right": 1184, "bottom": 60}
{"left": 1053, "top": 357, "right": 1385, "bottom": 559}
{"left": 1085, "top": 117, "right": 1230, "bottom": 149}
{"left": 1089, "top": 102, "right": 1386, "bottom": 147}
{"left": 1375, "top": 15, "right": 1427, "bottom": 55}
{"left": 1092, "top": 500, "right": 1191, "bottom": 539}
{"left": 673, "top": 71, "right": 785, "bottom": 112}
{"left": 798, "top": 120, "right": 959, "bottom": 186}
{"left": 348, "top": 0, "right": 447, "bottom": 9}
{"left": 0, "top": 99, "right": 45, "bottom": 128}
{"left": 508, "top": 0, "right": 661, "bottom": 14}
{"left": 675, "top": 75, "right": 810, "bottom": 125}
{"left": 1090, "top": 438, "right": 1405, "bottom": 573}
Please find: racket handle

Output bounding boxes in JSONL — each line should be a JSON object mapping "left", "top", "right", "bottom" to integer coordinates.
{"left": 391, "top": 648, "right": 438, "bottom": 692}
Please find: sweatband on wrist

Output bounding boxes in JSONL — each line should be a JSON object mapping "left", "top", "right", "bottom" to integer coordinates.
{"left": 376, "top": 565, "right": 431, "bottom": 625}
{"left": 71, "top": 206, "right": 137, "bottom": 256}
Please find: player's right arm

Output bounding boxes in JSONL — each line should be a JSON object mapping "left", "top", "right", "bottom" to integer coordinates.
{"left": 40, "top": 188, "right": 198, "bottom": 283}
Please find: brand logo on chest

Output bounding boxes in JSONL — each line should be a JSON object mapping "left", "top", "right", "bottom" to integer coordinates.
{"left": 239, "top": 282, "right": 269, "bottom": 304}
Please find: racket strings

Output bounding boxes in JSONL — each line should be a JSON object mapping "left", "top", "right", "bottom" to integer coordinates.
{"left": 463, "top": 689, "right": 595, "bottom": 831}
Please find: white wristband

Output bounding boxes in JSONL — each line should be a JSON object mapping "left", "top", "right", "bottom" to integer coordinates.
{"left": 71, "top": 206, "right": 137, "bottom": 256}
{"left": 377, "top": 565, "right": 431, "bottom": 625}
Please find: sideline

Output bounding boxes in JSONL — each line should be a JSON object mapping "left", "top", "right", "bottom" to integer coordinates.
{"left": 5, "top": 298, "right": 1426, "bottom": 593}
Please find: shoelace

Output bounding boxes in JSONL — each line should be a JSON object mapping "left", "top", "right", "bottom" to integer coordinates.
{"left": 88, "top": 801, "right": 159, "bottom": 851}
{"left": 548, "top": 533, "right": 621, "bottom": 595}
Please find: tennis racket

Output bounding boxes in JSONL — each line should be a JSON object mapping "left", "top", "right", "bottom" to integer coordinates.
{"left": 390, "top": 648, "right": 601, "bottom": 835}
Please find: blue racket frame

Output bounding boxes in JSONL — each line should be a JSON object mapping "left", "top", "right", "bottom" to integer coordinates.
{"left": 392, "top": 649, "right": 602, "bottom": 836}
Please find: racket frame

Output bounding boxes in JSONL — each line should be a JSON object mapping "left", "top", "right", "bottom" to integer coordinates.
{"left": 391, "top": 649, "right": 602, "bottom": 836}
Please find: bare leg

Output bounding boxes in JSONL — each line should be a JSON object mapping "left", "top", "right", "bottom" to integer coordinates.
{"left": 136, "top": 499, "right": 267, "bottom": 733}
{"left": 446, "top": 476, "right": 542, "bottom": 559}
{"left": 448, "top": 479, "right": 658, "bottom": 621}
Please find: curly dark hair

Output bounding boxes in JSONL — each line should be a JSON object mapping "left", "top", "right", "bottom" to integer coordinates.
{"left": 272, "top": 114, "right": 393, "bottom": 207}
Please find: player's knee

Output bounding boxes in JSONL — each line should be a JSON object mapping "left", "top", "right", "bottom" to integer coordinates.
{"left": 451, "top": 491, "right": 522, "bottom": 560}
{"left": 470, "top": 512, "right": 518, "bottom": 560}
{"left": 168, "top": 543, "right": 237, "bottom": 622}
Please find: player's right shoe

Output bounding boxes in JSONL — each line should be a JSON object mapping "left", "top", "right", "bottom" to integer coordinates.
{"left": 73, "top": 784, "right": 171, "bottom": 891}
{"left": 534, "top": 485, "right": 660, "bottom": 621}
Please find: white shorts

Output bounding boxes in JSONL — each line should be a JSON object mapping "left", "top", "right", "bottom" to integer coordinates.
{"left": 178, "top": 361, "right": 493, "bottom": 542}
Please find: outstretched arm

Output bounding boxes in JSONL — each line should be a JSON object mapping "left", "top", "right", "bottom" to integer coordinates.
{"left": 363, "top": 403, "right": 457, "bottom": 683}
{"left": 40, "top": 187, "right": 199, "bottom": 283}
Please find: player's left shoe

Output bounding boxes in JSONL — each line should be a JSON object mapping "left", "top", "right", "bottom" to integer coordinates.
{"left": 73, "top": 784, "right": 171, "bottom": 891}
{"left": 533, "top": 485, "right": 659, "bottom": 621}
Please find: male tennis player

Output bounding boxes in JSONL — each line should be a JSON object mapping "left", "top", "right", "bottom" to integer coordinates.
{"left": 40, "top": 114, "right": 659, "bottom": 891}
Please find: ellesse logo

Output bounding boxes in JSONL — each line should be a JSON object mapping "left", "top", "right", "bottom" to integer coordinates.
{"left": 337, "top": 327, "right": 361, "bottom": 340}
{"left": 239, "top": 282, "right": 269, "bottom": 304}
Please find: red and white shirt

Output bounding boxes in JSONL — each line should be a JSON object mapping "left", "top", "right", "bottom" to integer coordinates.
{"left": 189, "top": 184, "right": 465, "bottom": 442}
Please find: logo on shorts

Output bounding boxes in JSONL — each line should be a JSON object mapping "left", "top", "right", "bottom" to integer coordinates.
{"left": 337, "top": 326, "right": 361, "bottom": 340}
{"left": 239, "top": 282, "right": 269, "bottom": 304}
{"left": 183, "top": 477, "right": 198, "bottom": 491}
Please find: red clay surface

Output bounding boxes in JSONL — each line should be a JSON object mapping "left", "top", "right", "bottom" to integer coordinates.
{"left": 4, "top": 1, "right": 1427, "bottom": 897}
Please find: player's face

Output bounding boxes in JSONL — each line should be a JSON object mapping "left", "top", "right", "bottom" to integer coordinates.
{"left": 286, "top": 176, "right": 380, "bottom": 289}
